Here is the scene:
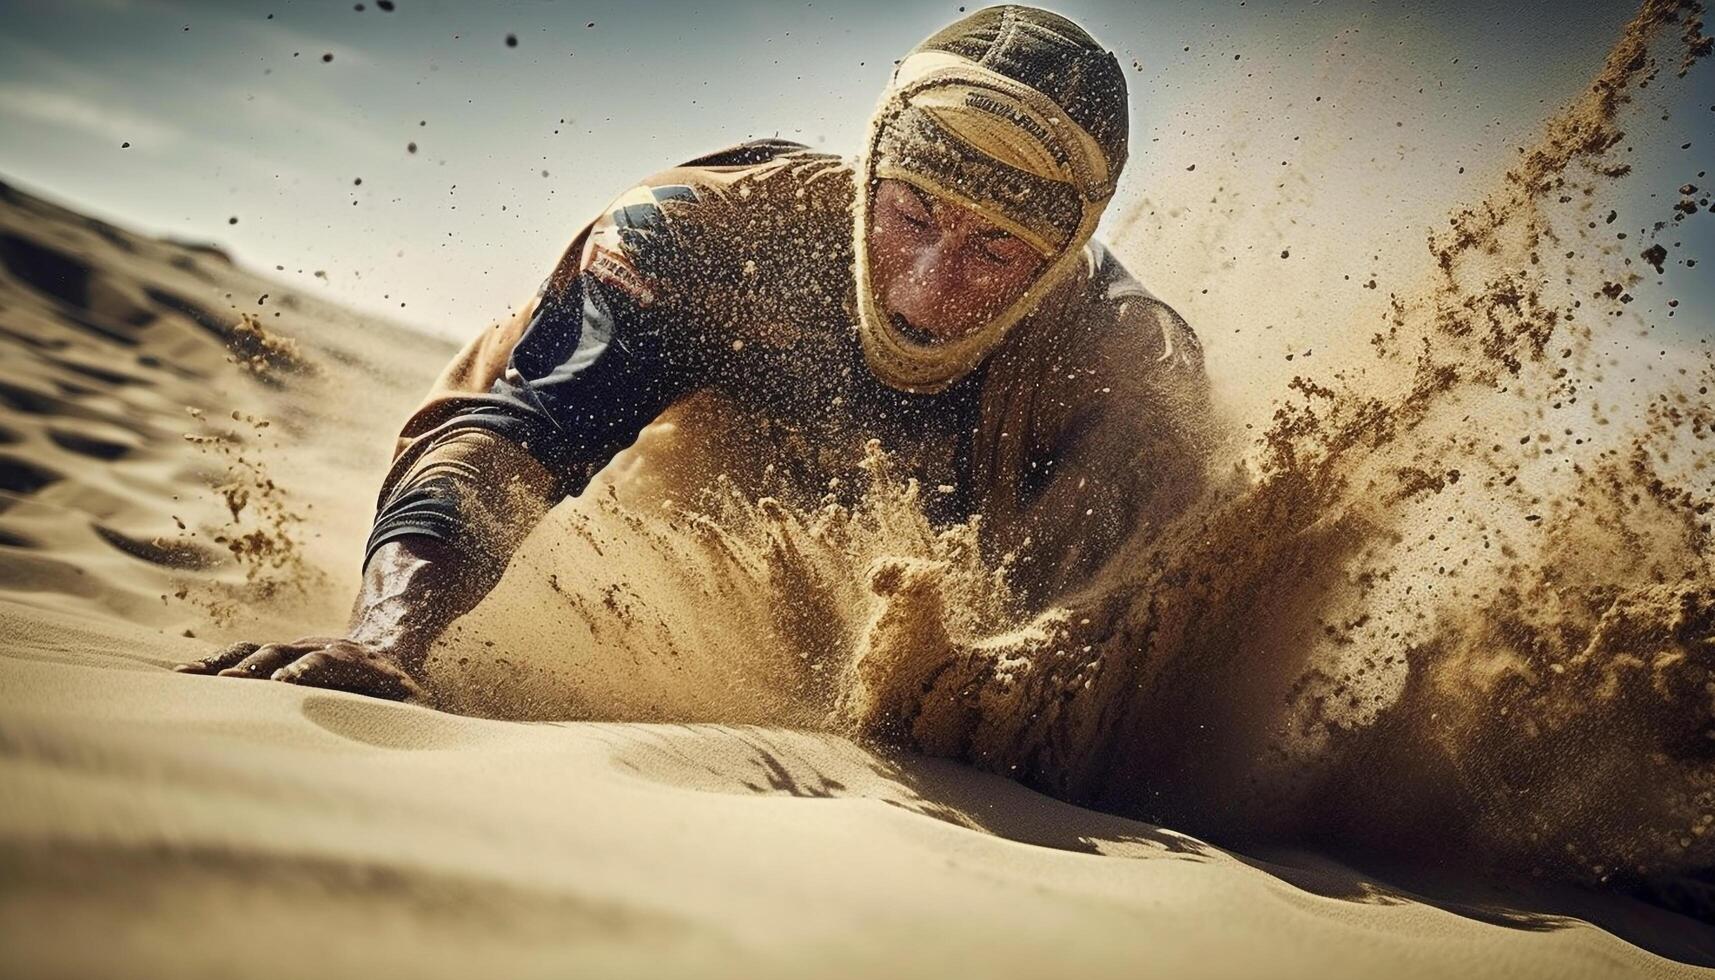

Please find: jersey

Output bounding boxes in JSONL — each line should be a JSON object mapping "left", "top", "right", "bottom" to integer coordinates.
{"left": 366, "top": 138, "right": 1216, "bottom": 605}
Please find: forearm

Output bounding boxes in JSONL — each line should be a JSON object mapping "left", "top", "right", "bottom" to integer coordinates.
{"left": 177, "top": 469, "right": 547, "bottom": 700}
{"left": 345, "top": 537, "right": 501, "bottom": 671}
{"left": 359, "top": 428, "right": 562, "bottom": 668}
{"left": 181, "top": 224, "right": 695, "bottom": 700}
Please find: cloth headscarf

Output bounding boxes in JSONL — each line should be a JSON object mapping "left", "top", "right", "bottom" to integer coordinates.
{"left": 854, "top": 5, "right": 1130, "bottom": 393}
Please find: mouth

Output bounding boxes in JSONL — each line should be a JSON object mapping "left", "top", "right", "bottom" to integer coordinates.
{"left": 887, "top": 311, "right": 940, "bottom": 346}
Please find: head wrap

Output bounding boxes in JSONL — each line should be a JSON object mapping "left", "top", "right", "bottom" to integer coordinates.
{"left": 855, "top": 5, "right": 1130, "bottom": 393}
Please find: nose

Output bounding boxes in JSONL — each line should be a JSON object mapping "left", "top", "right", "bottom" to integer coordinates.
{"left": 887, "top": 239, "right": 961, "bottom": 328}
{"left": 907, "top": 236, "right": 955, "bottom": 282}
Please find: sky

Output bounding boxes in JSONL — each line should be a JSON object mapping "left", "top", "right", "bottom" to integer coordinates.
{"left": 0, "top": 0, "right": 1708, "bottom": 359}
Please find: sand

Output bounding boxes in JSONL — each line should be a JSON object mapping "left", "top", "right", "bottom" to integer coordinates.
{"left": 4, "top": 0, "right": 1715, "bottom": 974}
{"left": 6, "top": 606, "right": 1713, "bottom": 980}
{"left": 0, "top": 165, "right": 1709, "bottom": 980}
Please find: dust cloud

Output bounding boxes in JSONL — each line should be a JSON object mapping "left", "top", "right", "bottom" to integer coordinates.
{"left": 355, "top": 0, "right": 1715, "bottom": 900}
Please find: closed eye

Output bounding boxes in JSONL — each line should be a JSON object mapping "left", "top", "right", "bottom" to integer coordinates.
{"left": 976, "top": 234, "right": 1022, "bottom": 265}
{"left": 893, "top": 183, "right": 937, "bottom": 230}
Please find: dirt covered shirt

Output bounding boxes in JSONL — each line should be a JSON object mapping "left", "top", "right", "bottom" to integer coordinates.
{"left": 368, "top": 139, "right": 1216, "bottom": 604}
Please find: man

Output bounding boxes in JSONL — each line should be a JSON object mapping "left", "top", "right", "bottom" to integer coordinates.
{"left": 178, "top": 5, "right": 1216, "bottom": 702}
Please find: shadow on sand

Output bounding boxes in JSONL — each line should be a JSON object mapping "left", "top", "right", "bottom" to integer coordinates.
{"left": 601, "top": 723, "right": 1715, "bottom": 969}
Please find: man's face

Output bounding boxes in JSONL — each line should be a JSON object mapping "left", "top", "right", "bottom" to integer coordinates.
{"left": 867, "top": 178, "right": 1046, "bottom": 344}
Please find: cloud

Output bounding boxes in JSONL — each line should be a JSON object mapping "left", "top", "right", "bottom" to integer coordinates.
{"left": 237, "top": 89, "right": 394, "bottom": 157}
{"left": 61, "top": 0, "right": 183, "bottom": 11}
{"left": 0, "top": 84, "right": 181, "bottom": 145}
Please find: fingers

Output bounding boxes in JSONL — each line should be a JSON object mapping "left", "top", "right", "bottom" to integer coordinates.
{"left": 175, "top": 637, "right": 432, "bottom": 705}
{"left": 173, "top": 643, "right": 259, "bottom": 674}
{"left": 216, "top": 642, "right": 312, "bottom": 680}
{"left": 272, "top": 649, "right": 429, "bottom": 703}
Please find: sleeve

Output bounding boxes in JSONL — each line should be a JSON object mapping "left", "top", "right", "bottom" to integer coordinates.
{"left": 363, "top": 178, "right": 728, "bottom": 571}
{"left": 985, "top": 288, "right": 1220, "bottom": 606}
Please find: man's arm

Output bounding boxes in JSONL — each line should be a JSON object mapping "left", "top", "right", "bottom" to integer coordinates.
{"left": 175, "top": 429, "right": 558, "bottom": 701}
{"left": 974, "top": 281, "right": 1220, "bottom": 609}
{"left": 839, "top": 294, "right": 1221, "bottom": 791}
{"left": 178, "top": 166, "right": 735, "bottom": 700}
{"left": 175, "top": 539, "right": 477, "bottom": 701}
{"left": 1026, "top": 296, "right": 1217, "bottom": 598}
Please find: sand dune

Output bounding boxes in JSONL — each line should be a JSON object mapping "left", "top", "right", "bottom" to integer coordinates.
{"left": 6, "top": 600, "right": 1711, "bottom": 979}
{"left": 1, "top": 174, "right": 1712, "bottom": 978}
{"left": 0, "top": 176, "right": 449, "bottom": 636}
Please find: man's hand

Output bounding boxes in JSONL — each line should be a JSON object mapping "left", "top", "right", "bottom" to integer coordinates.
{"left": 172, "top": 533, "right": 520, "bottom": 706}
{"left": 171, "top": 538, "right": 477, "bottom": 704}
{"left": 174, "top": 637, "right": 431, "bottom": 703}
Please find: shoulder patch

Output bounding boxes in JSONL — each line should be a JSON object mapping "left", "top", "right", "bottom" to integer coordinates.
{"left": 650, "top": 184, "right": 699, "bottom": 205}
{"left": 577, "top": 183, "right": 697, "bottom": 308}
